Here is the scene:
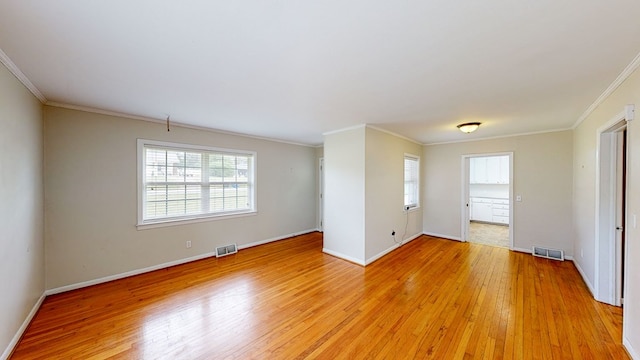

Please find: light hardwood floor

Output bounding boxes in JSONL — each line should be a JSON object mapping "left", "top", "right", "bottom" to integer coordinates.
{"left": 11, "top": 233, "right": 628, "bottom": 359}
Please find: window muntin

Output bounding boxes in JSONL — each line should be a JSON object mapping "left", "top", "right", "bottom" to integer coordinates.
{"left": 404, "top": 155, "right": 419, "bottom": 209}
{"left": 139, "top": 140, "right": 255, "bottom": 226}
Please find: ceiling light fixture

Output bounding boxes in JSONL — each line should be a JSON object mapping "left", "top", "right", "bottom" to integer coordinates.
{"left": 457, "top": 122, "right": 481, "bottom": 133}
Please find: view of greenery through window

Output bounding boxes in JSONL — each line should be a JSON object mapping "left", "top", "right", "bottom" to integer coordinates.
{"left": 144, "top": 146, "right": 252, "bottom": 220}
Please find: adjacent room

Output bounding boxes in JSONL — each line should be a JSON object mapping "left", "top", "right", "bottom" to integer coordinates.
{"left": 2, "top": 1, "right": 640, "bottom": 359}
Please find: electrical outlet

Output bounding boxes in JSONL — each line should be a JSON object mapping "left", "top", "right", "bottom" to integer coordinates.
{"left": 186, "top": 241, "right": 192, "bottom": 248}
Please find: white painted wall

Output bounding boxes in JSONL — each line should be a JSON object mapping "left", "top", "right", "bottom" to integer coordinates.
{"left": 573, "top": 65, "right": 640, "bottom": 357}
{"left": 423, "top": 131, "right": 573, "bottom": 253}
{"left": 323, "top": 127, "right": 366, "bottom": 263}
{"left": 364, "top": 127, "right": 423, "bottom": 262}
{"left": 0, "top": 63, "right": 44, "bottom": 358}
{"left": 44, "top": 106, "right": 317, "bottom": 289}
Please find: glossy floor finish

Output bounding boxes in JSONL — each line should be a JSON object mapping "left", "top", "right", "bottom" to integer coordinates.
{"left": 12, "top": 233, "right": 628, "bottom": 359}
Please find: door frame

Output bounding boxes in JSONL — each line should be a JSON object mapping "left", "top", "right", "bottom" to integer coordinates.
{"left": 318, "top": 157, "right": 324, "bottom": 232}
{"left": 461, "top": 152, "right": 514, "bottom": 249}
{"left": 594, "top": 110, "right": 630, "bottom": 306}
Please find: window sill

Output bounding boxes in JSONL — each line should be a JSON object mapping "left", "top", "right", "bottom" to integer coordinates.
{"left": 137, "top": 210, "right": 257, "bottom": 230}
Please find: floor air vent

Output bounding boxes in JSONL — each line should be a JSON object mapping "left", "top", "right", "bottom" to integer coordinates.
{"left": 216, "top": 244, "right": 238, "bottom": 258}
{"left": 532, "top": 246, "right": 564, "bottom": 261}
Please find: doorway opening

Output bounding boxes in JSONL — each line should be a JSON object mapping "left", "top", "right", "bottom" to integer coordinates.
{"left": 461, "top": 153, "right": 514, "bottom": 249}
{"left": 318, "top": 157, "right": 324, "bottom": 232}
{"left": 595, "top": 116, "right": 629, "bottom": 307}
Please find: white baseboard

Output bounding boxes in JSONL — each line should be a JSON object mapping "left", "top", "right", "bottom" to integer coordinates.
{"left": 322, "top": 248, "right": 366, "bottom": 266}
{"left": 237, "top": 229, "right": 317, "bottom": 250}
{"left": 624, "top": 336, "right": 639, "bottom": 360}
{"left": 571, "top": 258, "right": 595, "bottom": 297}
{"left": 512, "top": 246, "right": 532, "bottom": 254}
{"left": 1, "top": 292, "right": 46, "bottom": 360}
{"left": 46, "top": 229, "right": 317, "bottom": 295}
{"left": 366, "top": 233, "right": 422, "bottom": 265}
{"left": 422, "top": 232, "right": 462, "bottom": 242}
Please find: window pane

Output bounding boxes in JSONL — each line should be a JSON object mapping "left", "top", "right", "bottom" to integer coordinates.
{"left": 167, "top": 185, "right": 186, "bottom": 200}
{"left": 142, "top": 143, "right": 254, "bottom": 223}
{"left": 146, "top": 185, "right": 167, "bottom": 201}
{"left": 185, "top": 199, "right": 201, "bottom": 215}
{"left": 167, "top": 200, "right": 186, "bottom": 217}
{"left": 404, "top": 156, "right": 419, "bottom": 207}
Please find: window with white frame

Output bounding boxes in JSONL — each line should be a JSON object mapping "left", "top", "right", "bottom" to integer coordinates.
{"left": 138, "top": 139, "right": 255, "bottom": 226}
{"left": 404, "top": 154, "right": 419, "bottom": 209}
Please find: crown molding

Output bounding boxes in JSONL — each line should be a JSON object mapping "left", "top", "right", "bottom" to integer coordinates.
{"left": 322, "top": 124, "right": 367, "bottom": 136}
{"left": 424, "top": 127, "right": 572, "bottom": 146}
{"left": 0, "top": 47, "right": 46, "bottom": 102}
{"left": 573, "top": 50, "right": 640, "bottom": 129}
{"left": 322, "top": 124, "right": 422, "bottom": 145}
{"left": 45, "top": 101, "right": 317, "bottom": 148}
{"left": 365, "top": 125, "right": 422, "bottom": 145}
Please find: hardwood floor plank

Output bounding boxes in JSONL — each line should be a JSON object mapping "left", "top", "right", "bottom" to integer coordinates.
{"left": 10, "top": 233, "right": 629, "bottom": 359}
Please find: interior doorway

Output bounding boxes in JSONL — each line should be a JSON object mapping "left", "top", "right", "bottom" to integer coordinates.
{"left": 461, "top": 153, "right": 514, "bottom": 249}
{"left": 319, "top": 157, "right": 324, "bottom": 232}
{"left": 595, "top": 116, "right": 628, "bottom": 307}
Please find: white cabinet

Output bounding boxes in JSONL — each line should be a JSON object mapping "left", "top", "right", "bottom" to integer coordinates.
{"left": 471, "top": 198, "right": 493, "bottom": 222}
{"left": 470, "top": 197, "right": 509, "bottom": 224}
{"left": 470, "top": 156, "right": 509, "bottom": 184}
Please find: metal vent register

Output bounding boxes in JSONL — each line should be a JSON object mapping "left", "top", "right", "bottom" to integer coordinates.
{"left": 216, "top": 244, "right": 238, "bottom": 258}
{"left": 532, "top": 246, "right": 564, "bottom": 261}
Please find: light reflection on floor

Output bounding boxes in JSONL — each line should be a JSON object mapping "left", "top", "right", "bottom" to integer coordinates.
{"left": 141, "top": 276, "right": 255, "bottom": 359}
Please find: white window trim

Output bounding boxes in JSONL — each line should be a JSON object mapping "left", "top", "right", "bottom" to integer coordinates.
{"left": 404, "top": 153, "right": 420, "bottom": 211}
{"left": 137, "top": 139, "right": 257, "bottom": 230}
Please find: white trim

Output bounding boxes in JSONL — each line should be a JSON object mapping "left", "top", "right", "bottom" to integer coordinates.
{"left": 137, "top": 211, "right": 258, "bottom": 230}
{"left": 423, "top": 232, "right": 462, "bottom": 242}
{"left": 46, "top": 229, "right": 317, "bottom": 295}
{"left": 424, "top": 128, "right": 571, "bottom": 146}
{"left": 318, "top": 157, "right": 324, "bottom": 232}
{"left": 594, "top": 111, "right": 628, "bottom": 305}
{"left": 322, "top": 124, "right": 366, "bottom": 136}
{"left": 365, "top": 233, "right": 422, "bottom": 265}
{"left": 623, "top": 337, "right": 639, "bottom": 360}
{"left": 237, "top": 229, "right": 317, "bottom": 250}
{"left": 0, "top": 47, "right": 46, "bottom": 102}
{"left": 572, "top": 259, "right": 595, "bottom": 296}
{"left": 322, "top": 248, "right": 366, "bottom": 266}
{"left": 366, "top": 125, "right": 422, "bottom": 145}
{"left": 404, "top": 153, "right": 420, "bottom": 209}
{"left": 461, "top": 152, "right": 514, "bottom": 249}
{"left": 1, "top": 293, "right": 46, "bottom": 360}
{"left": 46, "top": 101, "right": 317, "bottom": 148}
{"left": 512, "top": 246, "right": 532, "bottom": 254}
{"left": 136, "top": 139, "right": 257, "bottom": 227}
{"left": 573, "top": 51, "right": 640, "bottom": 129}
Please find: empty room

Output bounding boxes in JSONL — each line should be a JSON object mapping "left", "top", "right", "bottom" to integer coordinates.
{"left": 2, "top": 1, "right": 640, "bottom": 359}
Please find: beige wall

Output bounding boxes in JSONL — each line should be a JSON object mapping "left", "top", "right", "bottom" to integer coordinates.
{"left": 573, "top": 65, "right": 640, "bottom": 356}
{"left": 0, "top": 64, "right": 44, "bottom": 358}
{"left": 364, "top": 127, "right": 423, "bottom": 261}
{"left": 323, "top": 126, "right": 423, "bottom": 264}
{"left": 44, "top": 106, "right": 317, "bottom": 289}
{"left": 423, "top": 131, "right": 573, "bottom": 254}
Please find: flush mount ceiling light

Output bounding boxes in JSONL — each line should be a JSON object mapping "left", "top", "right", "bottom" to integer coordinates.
{"left": 457, "top": 122, "right": 481, "bottom": 133}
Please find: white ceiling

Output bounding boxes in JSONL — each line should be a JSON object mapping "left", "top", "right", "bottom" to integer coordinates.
{"left": 1, "top": 1, "right": 640, "bottom": 145}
